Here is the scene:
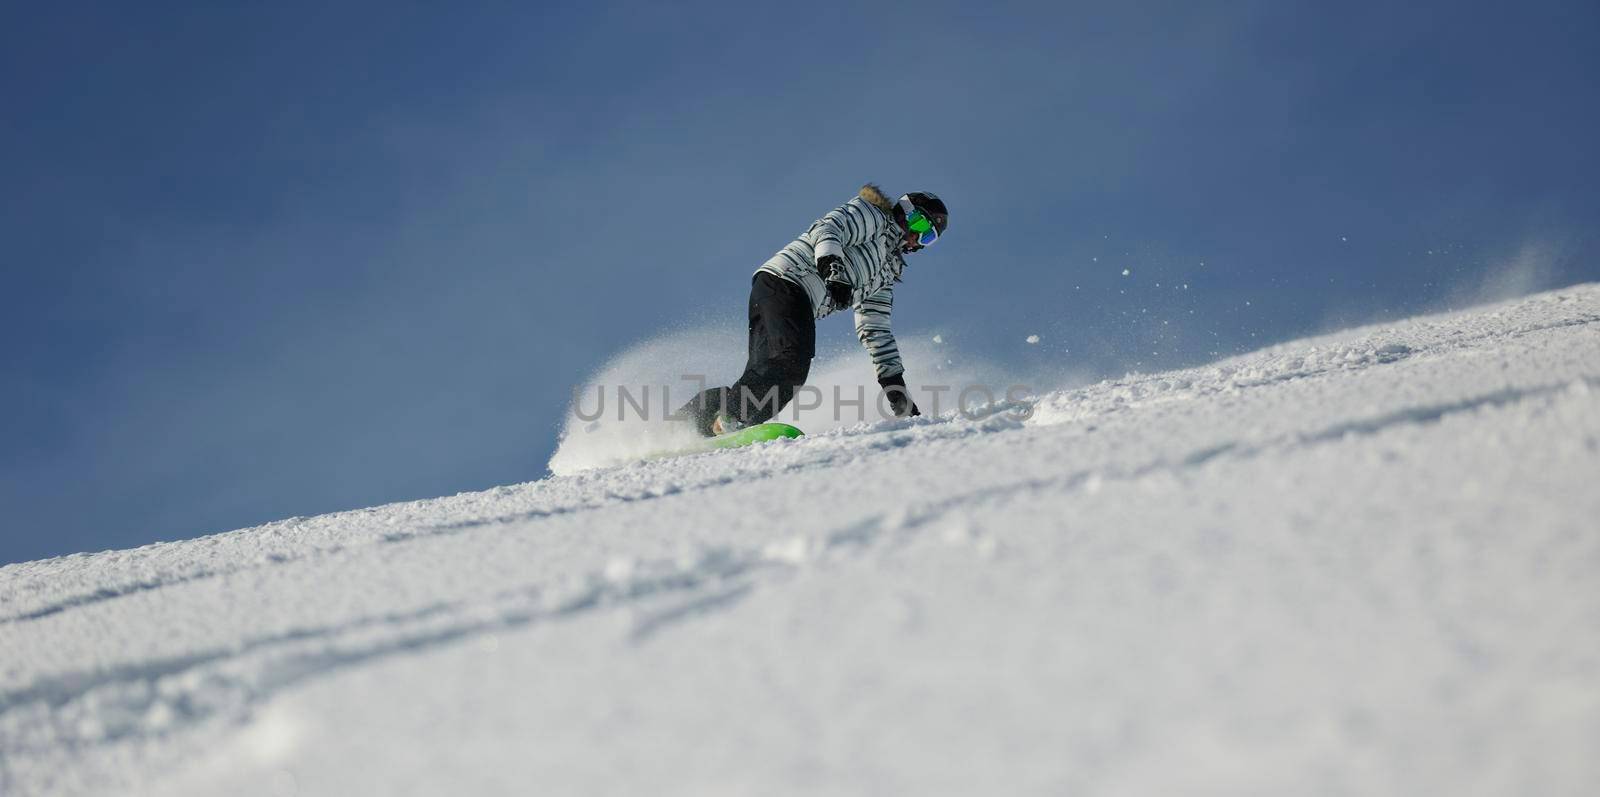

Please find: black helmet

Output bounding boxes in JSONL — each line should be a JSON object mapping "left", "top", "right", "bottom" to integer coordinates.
{"left": 897, "top": 191, "right": 948, "bottom": 235}
{"left": 895, "top": 191, "right": 948, "bottom": 253}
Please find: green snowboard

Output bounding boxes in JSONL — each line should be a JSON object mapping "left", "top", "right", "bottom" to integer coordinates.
{"left": 649, "top": 422, "right": 804, "bottom": 461}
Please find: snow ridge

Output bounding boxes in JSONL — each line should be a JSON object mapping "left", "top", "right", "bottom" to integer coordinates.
{"left": 3, "top": 285, "right": 1598, "bottom": 796}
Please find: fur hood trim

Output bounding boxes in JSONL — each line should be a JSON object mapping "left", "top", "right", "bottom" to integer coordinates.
{"left": 859, "top": 183, "right": 894, "bottom": 212}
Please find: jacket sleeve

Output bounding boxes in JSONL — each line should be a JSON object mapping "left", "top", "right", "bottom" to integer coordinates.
{"left": 854, "top": 285, "right": 904, "bottom": 380}
{"left": 812, "top": 197, "right": 890, "bottom": 268}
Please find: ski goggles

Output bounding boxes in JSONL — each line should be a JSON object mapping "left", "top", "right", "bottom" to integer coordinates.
{"left": 899, "top": 200, "right": 942, "bottom": 247}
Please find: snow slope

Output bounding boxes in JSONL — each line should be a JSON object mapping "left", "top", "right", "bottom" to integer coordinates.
{"left": 3, "top": 285, "right": 1598, "bottom": 796}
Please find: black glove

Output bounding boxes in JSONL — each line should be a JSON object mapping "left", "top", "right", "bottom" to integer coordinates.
{"left": 879, "top": 373, "right": 921, "bottom": 418}
{"left": 818, "top": 254, "right": 852, "bottom": 309}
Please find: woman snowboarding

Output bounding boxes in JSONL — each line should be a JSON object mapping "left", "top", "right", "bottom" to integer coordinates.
{"left": 680, "top": 184, "right": 949, "bottom": 436}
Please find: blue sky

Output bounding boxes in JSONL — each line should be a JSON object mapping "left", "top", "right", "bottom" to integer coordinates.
{"left": 3, "top": 0, "right": 1597, "bottom": 564}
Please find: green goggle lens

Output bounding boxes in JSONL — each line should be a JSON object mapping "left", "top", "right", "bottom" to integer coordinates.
{"left": 906, "top": 209, "right": 940, "bottom": 245}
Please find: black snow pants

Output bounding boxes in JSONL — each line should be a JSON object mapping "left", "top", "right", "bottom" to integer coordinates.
{"left": 680, "top": 272, "right": 816, "bottom": 436}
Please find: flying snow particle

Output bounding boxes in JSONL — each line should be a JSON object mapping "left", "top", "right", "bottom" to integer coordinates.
{"left": 1026, "top": 334, "right": 1041, "bottom": 344}
{"left": 1121, "top": 268, "right": 1131, "bottom": 276}
{"left": 932, "top": 334, "right": 943, "bottom": 344}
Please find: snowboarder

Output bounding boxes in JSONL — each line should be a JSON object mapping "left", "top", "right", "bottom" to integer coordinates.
{"left": 679, "top": 184, "right": 949, "bottom": 436}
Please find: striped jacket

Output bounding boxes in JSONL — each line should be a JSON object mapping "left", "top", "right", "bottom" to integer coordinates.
{"left": 755, "top": 184, "right": 908, "bottom": 380}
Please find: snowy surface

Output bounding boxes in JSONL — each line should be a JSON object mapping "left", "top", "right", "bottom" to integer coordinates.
{"left": 3, "top": 285, "right": 1599, "bottom": 796}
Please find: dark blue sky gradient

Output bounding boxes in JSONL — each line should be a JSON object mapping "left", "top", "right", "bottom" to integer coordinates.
{"left": 3, "top": 1, "right": 1597, "bottom": 563}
